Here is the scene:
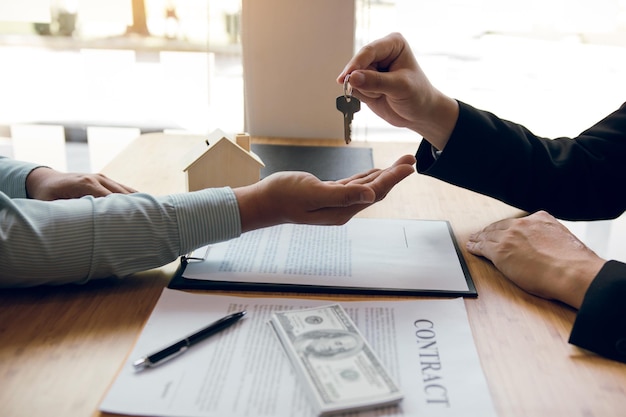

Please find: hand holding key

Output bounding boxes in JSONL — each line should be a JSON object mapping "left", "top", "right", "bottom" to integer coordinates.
{"left": 336, "top": 33, "right": 459, "bottom": 151}
{"left": 336, "top": 74, "right": 361, "bottom": 144}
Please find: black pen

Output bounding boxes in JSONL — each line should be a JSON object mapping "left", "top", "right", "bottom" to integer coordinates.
{"left": 133, "top": 310, "right": 247, "bottom": 371}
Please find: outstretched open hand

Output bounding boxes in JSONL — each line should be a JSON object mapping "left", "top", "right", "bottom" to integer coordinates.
{"left": 235, "top": 154, "right": 416, "bottom": 232}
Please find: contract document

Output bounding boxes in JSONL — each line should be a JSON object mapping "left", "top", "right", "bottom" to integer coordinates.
{"left": 100, "top": 289, "right": 497, "bottom": 417}
{"left": 169, "top": 218, "right": 476, "bottom": 297}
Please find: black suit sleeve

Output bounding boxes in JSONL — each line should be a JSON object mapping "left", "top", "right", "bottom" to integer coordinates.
{"left": 416, "top": 101, "right": 626, "bottom": 362}
{"left": 417, "top": 101, "right": 626, "bottom": 220}
{"left": 569, "top": 261, "right": 626, "bottom": 363}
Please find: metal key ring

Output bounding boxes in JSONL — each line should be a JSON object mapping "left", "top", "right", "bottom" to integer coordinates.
{"left": 343, "top": 74, "right": 353, "bottom": 102}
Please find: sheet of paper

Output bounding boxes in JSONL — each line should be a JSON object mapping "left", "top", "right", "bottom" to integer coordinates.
{"left": 183, "top": 218, "right": 471, "bottom": 293}
{"left": 101, "top": 289, "right": 497, "bottom": 417}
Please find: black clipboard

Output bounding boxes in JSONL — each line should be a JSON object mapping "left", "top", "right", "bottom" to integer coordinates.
{"left": 168, "top": 220, "right": 477, "bottom": 298}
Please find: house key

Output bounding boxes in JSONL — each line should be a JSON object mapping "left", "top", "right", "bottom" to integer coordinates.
{"left": 336, "top": 74, "right": 361, "bottom": 144}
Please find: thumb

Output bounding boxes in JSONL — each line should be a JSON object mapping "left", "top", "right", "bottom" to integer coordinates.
{"left": 341, "top": 184, "right": 376, "bottom": 206}
{"left": 317, "top": 184, "right": 375, "bottom": 208}
{"left": 350, "top": 70, "right": 404, "bottom": 97}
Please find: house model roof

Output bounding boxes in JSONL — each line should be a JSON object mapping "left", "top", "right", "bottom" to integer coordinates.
{"left": 181, "top": 129, "right": 265, "bottom": 191}
{"left": 182, "top": 129, "right": 264, "bottom": 173}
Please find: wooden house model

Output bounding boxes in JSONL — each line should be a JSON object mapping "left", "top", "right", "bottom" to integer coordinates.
{"left": 183, "top": 129, "right": 265, "bottom": 191}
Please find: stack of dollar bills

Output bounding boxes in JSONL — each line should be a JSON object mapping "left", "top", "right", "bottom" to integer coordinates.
{"left": 269, "top": 304, "right": 403, "bottom": 416}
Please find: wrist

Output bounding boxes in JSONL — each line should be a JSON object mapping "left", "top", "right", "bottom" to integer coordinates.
{"left": 25, "top": 166, "right": 54, "bottom": 199}
{"left": 413, "top": 92, "right": 458, "bottom": 151}
{"left": 559, "top": 257, "right": 605, "bottom": 309}
{"left": 233, "top": 183, "right": 275, "bottom": 233}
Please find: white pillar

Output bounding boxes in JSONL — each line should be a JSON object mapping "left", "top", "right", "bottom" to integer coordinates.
{"left": 241, "top": 0, "right": 355, "bottom": 140}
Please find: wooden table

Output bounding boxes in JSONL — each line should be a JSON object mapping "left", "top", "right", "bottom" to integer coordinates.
{"left": 1, "top": 134, "right": 624, "bottom": 417}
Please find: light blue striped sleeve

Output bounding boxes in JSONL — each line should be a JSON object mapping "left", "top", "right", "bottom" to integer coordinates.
{"left": 0, "top": 156, "right": 42, "bottom": 198}
{"left": 0, "top": 187, "right": 241, "bottom": 287}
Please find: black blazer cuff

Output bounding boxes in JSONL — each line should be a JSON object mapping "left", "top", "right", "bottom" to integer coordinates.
{"left": 569, "top": 260, "right": 626, "bottom": 362}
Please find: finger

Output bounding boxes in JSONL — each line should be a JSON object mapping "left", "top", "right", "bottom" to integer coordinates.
{"left": 335, "top": 155, "right": 416, "bottom": 186}
{"left": 466, "top": 223, "right": 511, "bottom": 259}
{"left": 337, "top": 33, "right": 407, "bottom": 82}
{"left": 348, "top": 70, "right": 411, "bottom": 100}
{"left": 468, "top": 227, "right": 498, "bottom": 244}
{"left": 348, "top": 162, "right": 415, "bottom": 191}
{"left": 466, "top": 231, "right": 499, "bottom": 258}
{"left": 95, "top": 174, "right": 137, "bottom": 194}
{"left": 471, "top": 218, "right": 514, "bottom": 238}
{"left": 335, "top": 166, "right": 396, "bottom": 188}
{"left": 86, "top": 183, "right": 114, "bottom": 198}
{"left": 392, "top": 154, "right": 417, "bottom": 167}
{"left": 334, "top": 168, "right": 381, "bottom": 186}
{"left": 295, "top": 205, "right": 362, "bottom": 226}
{"left": 366, "top": 164, "right": 415, "bottom": 201}
{"left": 351, "top": 89, "right": 384, "bottom": 103}
{"left": 307, "top": 183, "right": 375, "bottom": 209}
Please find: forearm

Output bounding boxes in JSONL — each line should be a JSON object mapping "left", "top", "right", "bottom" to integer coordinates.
{"left": 417, "top": 101, "right": 626, "bottom": 220}
{"left": 0, "top": 188, "right": 241, "bottom": 287}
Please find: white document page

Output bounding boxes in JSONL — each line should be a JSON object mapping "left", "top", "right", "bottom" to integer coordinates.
{"left": 101, "top": 289, "right": 497, "bottom": 417}
{"left": 182, "top": 218, "right": 471, "bottom": 293}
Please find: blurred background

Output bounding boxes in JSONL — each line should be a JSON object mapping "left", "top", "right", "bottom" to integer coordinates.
{"left": 0, "top": 0, "right": 625, "bottom": 172}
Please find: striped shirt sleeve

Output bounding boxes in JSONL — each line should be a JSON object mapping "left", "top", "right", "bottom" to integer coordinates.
{"left": 0, "top": 156, "right": 42, "bottom": 198}
{"left": 0, "top": 187, "right": 242, "bottom": 287}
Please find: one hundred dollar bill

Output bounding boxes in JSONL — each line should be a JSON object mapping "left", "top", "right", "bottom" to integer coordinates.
{"left": 268, "top": 304, "right": 403, "bottom": 416}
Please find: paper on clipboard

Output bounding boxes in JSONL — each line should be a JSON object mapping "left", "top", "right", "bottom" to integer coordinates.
{"left": 170, "top": 218, "right": 476, "bottom": 297}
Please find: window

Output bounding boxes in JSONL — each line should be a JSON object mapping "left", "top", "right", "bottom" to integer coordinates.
{"left": 354, "top": 0, "right": 626, "bottom": 140}
{"left": 1, "top": 0, "right": 624, "bottom": 170}
{"left": 0, "top": 0, "right": 244, "bottom": 140}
